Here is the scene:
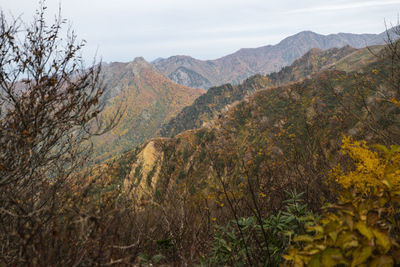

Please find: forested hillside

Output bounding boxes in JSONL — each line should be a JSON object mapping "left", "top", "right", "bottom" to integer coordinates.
{"left": 118, "top": 55, "right": 397, "bottom": 207}
{"left": 94, "top": 38, "right": 400, "bottom": 265}
{"left": 159, "top": 45, "right": 384, "bottom": 138}
{"left": 91, "top": 57, "right": 204, "bottom": 162}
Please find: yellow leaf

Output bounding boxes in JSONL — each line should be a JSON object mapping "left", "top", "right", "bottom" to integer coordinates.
{"left": 351, "top": 246, "right": 372, "bottom": 267}
{"left": 390, "top": 97, "right": 400, "bottom": 108}
{"left": 329, "top": 231, "right": 338, "bottom": 243}
{"left": 372, "top": 229, "right": 391, "bottom": 254}
{"left": 336, "top": 232, "right": 358, "bottom": 250}
{"left": 307, "top": 225, "right": 324, "bottom": 234}
{"left": 321, "top": 248, "right": 343, "bottom": 267}
{"left": 308, "top": 253, "right": 321, "bottom": 267}
{"left": 355, "top": 221, "right": 374, "bottom": 240}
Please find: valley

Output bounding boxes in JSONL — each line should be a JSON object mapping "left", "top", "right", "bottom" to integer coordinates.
{"left": 1, "top": 3, "right": 399, "bottom": 265}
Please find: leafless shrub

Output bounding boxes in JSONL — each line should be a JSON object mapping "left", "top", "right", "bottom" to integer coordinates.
{"left": 0, "top": 2, "right": 122, "bottom": 265}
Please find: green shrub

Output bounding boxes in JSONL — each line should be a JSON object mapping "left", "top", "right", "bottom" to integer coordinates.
{"left": 200, "top": 190, "right": 315, "bottom": 266}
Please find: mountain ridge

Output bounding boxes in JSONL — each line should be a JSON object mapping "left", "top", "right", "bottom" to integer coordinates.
{"left": 158, "top": 44, "right": 384, "bottom": 137}
{"left": 92, "top": 57, "right": 205, "bottom": 162}
{"left": 154, "top": 29, "right": 392, "bottom": 88}
{"left": 112, "top": 50, "right": 398, "bottom": 209}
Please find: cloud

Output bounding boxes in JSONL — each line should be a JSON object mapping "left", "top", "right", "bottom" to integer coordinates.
{"left": 284, "top": 0, "right": 400, "bottom": 14}
{"left": 0, "top": 0, "right": 397, "bottom": 62}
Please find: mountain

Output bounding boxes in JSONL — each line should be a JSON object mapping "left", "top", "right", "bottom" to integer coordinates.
{"left": 158, "top": 75, "right": 271, "bottom": 137}
{"left": 78, "top": 41, "right": 400, "bottom": 266}
{"left": 151, "top": 57, "right": 164, "bottom": 64}
{"left": 154, "top": 30, "right": 390, "bottom": 89}
{"left": 159, "top": 45, "right": 384, "bottom": 138}
{"left": 110, "top": 49, "right": 399, "bottom": 209}
{"left": 267, "top": 44, "right": 384, "bottom": 83}
{"left": 92, "top": 57, "right": 205, "bottom": 162}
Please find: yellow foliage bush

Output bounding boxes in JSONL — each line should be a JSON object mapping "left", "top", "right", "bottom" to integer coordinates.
{"left": 332, "top": 136, "right": 400, "bottom": 193}
{"left": 283, "top": 137, "right": 400, "bottom": 267}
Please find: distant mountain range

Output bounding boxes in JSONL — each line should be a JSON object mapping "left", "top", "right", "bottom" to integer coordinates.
{"left": 154, "top": 30, "right": 391, "bottom": 89}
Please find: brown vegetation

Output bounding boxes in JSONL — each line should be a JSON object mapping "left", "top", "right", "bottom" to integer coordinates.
{"left": 0, "top": 3, "right": 399, "bottom": 266}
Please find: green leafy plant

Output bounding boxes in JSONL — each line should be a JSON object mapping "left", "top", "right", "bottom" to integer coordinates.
{"left": 200, "top": 190, "right": 315, "bottom": 266}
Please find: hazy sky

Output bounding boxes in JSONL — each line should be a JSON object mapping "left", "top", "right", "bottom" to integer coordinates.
{"left": 0, "top": 0, "right": 399, "bottom": 62}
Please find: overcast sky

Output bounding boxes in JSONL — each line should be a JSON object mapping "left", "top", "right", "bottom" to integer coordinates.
{"left": 0, "top": 0, "right": 399, "bottom": 63}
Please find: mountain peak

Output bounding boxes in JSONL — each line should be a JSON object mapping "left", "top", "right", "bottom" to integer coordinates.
{"left": 132, "top": 56, "right": 147, "bottom": 63}
{"left": 277, "top": 31, "right": 321, "bottom": 46}
{"left": 154, "top": 30, "right": 391, "bottom": 89}
{"left": 297, "top": 30, "right": 317, "bottom": 35}
{"left": 169, "top": 55, "right": 194, "bottom": 59}
{"left": 127, "top": 57, "right": 154, "bottom": 71}
{"left": 152, "top": 57, "right": 164, "bottom": 64}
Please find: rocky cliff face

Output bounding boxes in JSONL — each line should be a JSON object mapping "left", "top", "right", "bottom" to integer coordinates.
{"left": 168, "top": 66, "right": 211, "bottom": 89}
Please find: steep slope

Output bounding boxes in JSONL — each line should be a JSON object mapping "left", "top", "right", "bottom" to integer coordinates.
{"left": 112, "top": 53, "right": 399, "bottom": 210}
{"left": 154, "top": 30, "right": 389, "bottom": 89}
{"left": 267, "top": 45, "right": 358, "bottom": 84}
{"left": 159, "top": 45, "right": 384, "bottom": 137}
{"left": 329, "top": 45, "right": 384, "bottom": 72}
{"left": 158, "top": 75, "right": 271, "bottom": 137}
{"left": 168, "top": 66, "right": 212, "bottom": 89}
{"left": 92, "top": 57, "right": 205, "bottom": 162}
{"left": 268, "top": 44, "right": 385, "bottom": 83}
